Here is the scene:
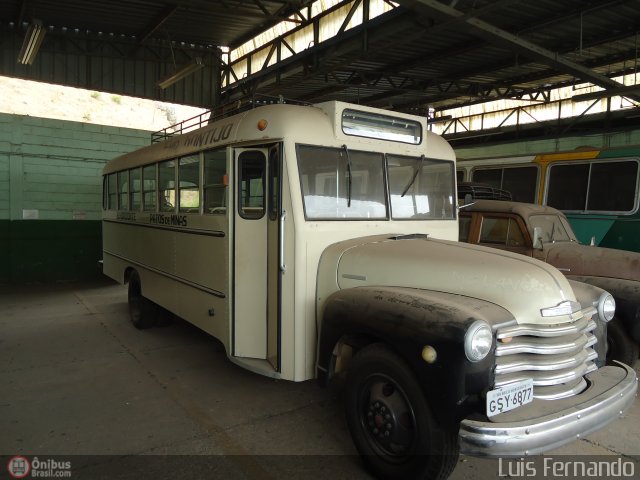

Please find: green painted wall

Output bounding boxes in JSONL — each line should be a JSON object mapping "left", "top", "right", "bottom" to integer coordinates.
{"left": 0, "top": 113, "right": 151, "bottom": 283}
{"left": 4, "top": 113, "right": 639, "bottom": 282}
{"left": 0, "top": 219, "right": 102, "bottom": 283}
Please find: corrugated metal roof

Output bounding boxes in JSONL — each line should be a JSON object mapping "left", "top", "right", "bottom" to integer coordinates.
{"left": 220, "top": 0, "right": 640, "bottom": 114}
{"left": 4, "top": 0, "right": 312, "bottom": 48}
{"left": 2, "top": 0, "right": 639, "bottom": 122}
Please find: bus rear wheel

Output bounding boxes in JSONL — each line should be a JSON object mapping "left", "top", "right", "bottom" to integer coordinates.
{"left": 345, "top": 343, "right": 459, "bottom": 480}
{"left": 128, "top": 271, "right": 158, "bottom": 329}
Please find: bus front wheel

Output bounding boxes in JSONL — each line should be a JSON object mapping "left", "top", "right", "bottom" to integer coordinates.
{"left": 128, "top": 271, "right": 158, "bottom": 329}
{"left": 607, "top": 318, "right": 639, "bottom": 367}
{"left": 345, "top": 343, "right": 459, "bottom": 480}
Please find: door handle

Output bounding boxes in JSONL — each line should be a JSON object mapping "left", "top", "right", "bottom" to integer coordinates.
{"left": 280, "top": 209, "right": 286, "bottom": 272}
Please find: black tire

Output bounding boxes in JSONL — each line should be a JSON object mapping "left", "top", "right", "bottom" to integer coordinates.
{"left": 345, "top": 343, "right": 459, "bottom": 480}
{"left": 128, "top": 271, "right": 158, "bottom": 329}
{"left": 155, "top": 306, "right": 175, "bottom": 327}
{"left": 606, "top": 318, "right": 639, "bottom": 367}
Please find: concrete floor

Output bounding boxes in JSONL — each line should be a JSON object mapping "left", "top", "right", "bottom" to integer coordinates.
{"left": 1, "top": 278, "right": 638, "bottom": 479}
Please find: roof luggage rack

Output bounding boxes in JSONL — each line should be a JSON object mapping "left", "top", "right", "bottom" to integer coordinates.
{"left": 458, "top": 182, "right": 512, "bottom": 202}
{"left": 151, "top": 94, "right": 310, "bottom": 143}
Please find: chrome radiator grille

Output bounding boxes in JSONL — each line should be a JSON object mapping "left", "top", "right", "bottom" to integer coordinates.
{"left": 494, "top": 307, "right": 599, "bottom": 400}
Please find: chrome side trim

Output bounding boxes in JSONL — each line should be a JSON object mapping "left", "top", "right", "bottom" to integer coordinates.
{"left": 494, "top": 312, "right": 598, "bottom": 399}
{"left": 495, "top": 358, "right": 597, "bottom": 387}
{"left": 103, "top": 218, "right": 226, "bottom": 237}
{"left": 342, "top": 273, "right": 367, "bottom": 281}
{"left": 497, "top": 317, "right": 595, "bottom": 339}
{"left": 103, "top": 251, "right": 226, "bottom": 298}
{"left": 459, "top": 363, "right": 638, "bottom": 456}
{"left": 496, "top": 332, "right": 595, "bottom": 357}
{"left": 495, "top": 348, "right": 595, "bottom": 375}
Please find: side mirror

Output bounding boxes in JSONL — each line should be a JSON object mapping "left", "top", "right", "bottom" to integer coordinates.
{"left": 533, "top": 227, "right": 544, "bottom": 250}
{"left": 458, "top": 193, "right": 476, "bottom": 210}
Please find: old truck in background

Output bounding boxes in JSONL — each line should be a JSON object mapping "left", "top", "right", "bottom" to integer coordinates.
{"left": 459, "top": 199, "right": 640, "bottom": 367}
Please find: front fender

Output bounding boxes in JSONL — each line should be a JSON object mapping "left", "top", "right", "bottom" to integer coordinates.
{"left": 317, "top": 286, "right": 514, "bottom": 423}
{"left": 566, "top": 279, "right": 608, "bottom": 365}
{"left": 569, "top": 275, "right": 640, "bottom": 342}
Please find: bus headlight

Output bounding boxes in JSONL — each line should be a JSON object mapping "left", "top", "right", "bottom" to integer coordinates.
{"left": 464, "top": 320, "right": 493, "bottom": 362}
{"left": 597, "top": 293, "right": 616, "bottom": 322}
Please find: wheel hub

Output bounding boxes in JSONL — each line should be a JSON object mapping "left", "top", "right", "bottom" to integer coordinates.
{"left": 367, "top": 401, "right": 394, "bottom": 438}
{"left": 361, "top": 378, "right": 416, "bottom": 456}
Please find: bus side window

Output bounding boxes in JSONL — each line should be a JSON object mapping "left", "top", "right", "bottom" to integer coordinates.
{"left": 238, "top": 151, "right": 266, "bottom": 220}
{"left": 548, "top": 160, "right": 639, "bottom": 213}
{"left": 107, "top": 173, "right": 117, "bottom": 210}
{"left": 118, "top": 170, "right": 129, "bottom": 211}
{"left": 502, "top": 166, "right": 538, "bottom": 203}
{"left": 142, "top": 164, "right": 157, "bottom": 212}
{"left": 473, "top": 166, "right": 538, "bottom": 203}
{"left": 178, "top": 154, "right": 201, "bottom": 213}
{"left": 547, "top": 163, "right": 589, "bottom": 211}
{"left": 130, "top": 167, "right": 141, "bottom": 211}
{"left": 587, "top": 161, "right": 638, "bottom": 212}
{"left": 204, "top": 149, "right": 227, "bottom": 215}
{"left": 158, "top": 160, "right": 176, "bottom": 212}
{"left": 472, "top": 168, "right": 501, "bottom": 190}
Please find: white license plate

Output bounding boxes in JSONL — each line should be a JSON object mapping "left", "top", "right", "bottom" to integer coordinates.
{"left": 486, "top": 379, "right": 534, "bottom": 417}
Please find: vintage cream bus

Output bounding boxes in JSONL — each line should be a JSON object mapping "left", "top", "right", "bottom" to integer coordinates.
{"left": 102, "top": 101, "right": 637, "bottom": 479}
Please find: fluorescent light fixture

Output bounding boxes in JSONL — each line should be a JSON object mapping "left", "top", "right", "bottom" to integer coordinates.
{"left": 17, "top": 20, "right": 46, "bottom": 65}
{"left": 157, "top": 58, "right": 204, "bottom": 89}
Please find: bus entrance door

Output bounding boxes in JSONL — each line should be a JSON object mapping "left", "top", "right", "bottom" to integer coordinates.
{"left": 233, "top": 147, "right": 280, "bottom": 369}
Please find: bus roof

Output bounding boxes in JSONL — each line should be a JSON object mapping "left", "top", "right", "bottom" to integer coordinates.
{"left": 103, "top": 101, "right": 449, "bottom": 175}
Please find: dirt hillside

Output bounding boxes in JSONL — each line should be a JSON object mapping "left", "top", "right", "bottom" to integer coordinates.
{"left": 0, "top": 75, "right": 207, "bottom": 132}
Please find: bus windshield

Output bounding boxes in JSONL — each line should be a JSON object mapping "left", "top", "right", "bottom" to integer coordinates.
{"left": 296, "top": 144, "right": 455, "bottom": 220}
{"left": 297, "top": 145, "right": 387, "bottom": 219}
{"left": 387, "top": 154, "right": 455, "bottom": 220}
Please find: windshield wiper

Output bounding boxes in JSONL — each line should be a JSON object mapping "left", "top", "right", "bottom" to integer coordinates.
{"left": 401, "top": 154, "right": 425, "bottom": 197}
{"left": 342, "top": 144, "right": 352, "bottom": 207}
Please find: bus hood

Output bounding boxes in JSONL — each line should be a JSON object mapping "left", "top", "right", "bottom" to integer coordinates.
{"left": 336, "top": 235, "right": 579, "bottom": 326}
{"left": 543, "top": 242, "right": 640, "bottom": 282}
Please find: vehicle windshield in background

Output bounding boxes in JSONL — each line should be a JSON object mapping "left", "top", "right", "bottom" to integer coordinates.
{"left": 529, "top": 214, "right": 577, "bottom": 243}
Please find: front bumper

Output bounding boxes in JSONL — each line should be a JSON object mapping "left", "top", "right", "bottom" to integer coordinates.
{"left": 458, "top": 362, "right": 638, "bottom": 456}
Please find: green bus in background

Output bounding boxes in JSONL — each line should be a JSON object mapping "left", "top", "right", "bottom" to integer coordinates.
{"left": 457, "top": 145, "right": 640, "bottom": 252}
